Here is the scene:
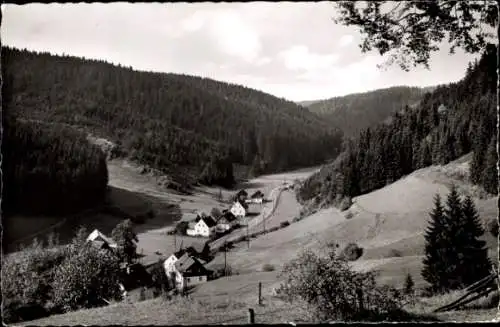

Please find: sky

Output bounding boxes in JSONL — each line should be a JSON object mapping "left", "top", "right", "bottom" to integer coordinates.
{"left": 1, "top": 2, "right": 485, "bottom": 102}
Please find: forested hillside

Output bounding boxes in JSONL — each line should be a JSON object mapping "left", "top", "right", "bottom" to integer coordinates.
{"left": 2, "top": 47, "right": 343, "bottom": 188}
{"left": 298, "top": 44, "right": 497, "bottom": 206}
{"left": 2, "top": 113, "right": 109, "bottom": 217}
{"left": 304, "top": 86, "right": 434, "bottom": 137}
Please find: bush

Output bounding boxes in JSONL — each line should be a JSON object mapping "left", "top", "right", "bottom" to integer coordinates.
{"left": 269, "top": 226, "right": 280, "bottom": 232}
{"left": 262, "top": 263, "right": 276, "bottom": 272}
{"left": 292, "top": 216, "right": 301, "bottom": 223}
{"left": 487, "top": 218, "right": 499, "bottom": 237}
{"left": 211, "top": 207, "right": 222, "bottom": 219}
{"left": 51, "top": 245, "right": 122, "bottom": 312}
{"left": 345, "top": 211, "right": 354, "bottom": 219}
{"left": 338, "top": 243, "right": 364, "bottom": 261}
{"left": 276, "top": 248, "right": 404, "bottom": 321}
{"left": 338, "top": 196, "right": 353, "bottom": 211}
{"left": 280, "top": 221, "right": 291, "bottom": 228}
{"left": 175, "top": 221, "right": 189, "bottom": 235}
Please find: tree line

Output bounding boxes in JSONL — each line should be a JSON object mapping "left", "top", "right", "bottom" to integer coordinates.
{"left": 298, "top": 44, "right": 497, "bottom": 205}
{"left": 2, "top": 47, "right": 344, "bottom": 188}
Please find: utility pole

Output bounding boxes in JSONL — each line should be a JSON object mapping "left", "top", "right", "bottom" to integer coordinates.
{"left": 224, "top": 240, "right": 227, "bottom": 276}
{"left": 246, "top": 218, "right": 250, "bottom": 248}
{"left": 258, "top": 282, "right": 262, "bottom": 306}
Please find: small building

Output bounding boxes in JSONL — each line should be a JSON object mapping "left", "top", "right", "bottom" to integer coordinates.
{"left": 216, "top": 211, "right": 238, "bottom": 231}
{"left": 86, "top": 229, "right": 117, "bottom": 249}
{"left": 163, "top": 247, "right": 198, "bottom": 277}
{"left": 235, "top": 189, "right": 248, "bottom": 202}
{"left": 173, "top": 253, "right": 211, "bottom": 290}
{"left": 230, "top": 200, "right": 247, "bottom": 218}
{"left": 187, "top": 216, "right": 217, "bottom": 237}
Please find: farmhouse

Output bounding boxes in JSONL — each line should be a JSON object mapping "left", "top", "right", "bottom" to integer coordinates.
{"left": 163, "top": 247, "right": 199, "bottom": 276}
{"left": 245, "top": 190, "right": 264, "bottom": 204}
{"left": 187, "top": 216, "right": 217, "bottom": 237}
{"left": 230, "top": 200, "right": 248, "bottom": 218}
{"left": 216, "top": 211, "right": 238, "bottom": 231}
{"left": 173, "top": 253, "right": 211, "bottom": 290}
{"left": 86, "top": 229, "right": 117, "bottom": 249}
{"left": 235, "top": 189, "right": 248, "bottom": 202}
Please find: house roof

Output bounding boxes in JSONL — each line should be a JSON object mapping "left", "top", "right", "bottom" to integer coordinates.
{"left": 236, "top": 189, "right": 248, "bottom": 196}
{"left": 235, "top": 200, "right": 248, "bottom": 210}
{"left": 174, "top": 246, "right": 198, "bottom": 258}
{"left": 87, "top": 229, "right": 117, "bottom": 247}
{"left": 199, "top": 216, "right": 217, "bottom": 228}
{"left": 251, "top": 190, "right": 264, "bottom": 198}
{"left": 221, "top": 211, "right": 237, "bottom": 222}
{"left": 174, "top": 254, "right": 210, "bottom": 276}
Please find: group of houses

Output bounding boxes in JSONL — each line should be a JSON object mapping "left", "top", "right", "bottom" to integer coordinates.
{"left": 185, "top": 189, "right": 265, "bottom": 238}
{"left": 83, "top": 189, "right": 267, "bottom": 293}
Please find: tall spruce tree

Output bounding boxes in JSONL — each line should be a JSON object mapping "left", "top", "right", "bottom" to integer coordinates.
{"left": 422, "top": 194, "right": 449, "bottom": 293}
{"left": 442, "top": 185, "right": 464, "bottom": 290}
{"left": 458, "top": 196, "right": 491, "bottom": 286}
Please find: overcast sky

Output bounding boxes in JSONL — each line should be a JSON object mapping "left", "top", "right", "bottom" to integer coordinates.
{"left": 1, "top": 2, "right": 483, "bottom": 102}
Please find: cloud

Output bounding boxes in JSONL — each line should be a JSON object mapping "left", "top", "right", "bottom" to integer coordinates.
{"left": 278, "top": 45, "right": 340, "bottom": 71}
{"left": 338, "top": 34, "right": 354, "bottom": 47}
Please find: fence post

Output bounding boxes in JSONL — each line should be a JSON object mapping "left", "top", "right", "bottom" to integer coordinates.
{"left": 248, "top": 308, "right": 255, "bottom": 324}
{"left": 258, "top": 282, "right": 262, "bottom": 306}
{"left": 356, "top": 288, "right": 364, "bottom": 312}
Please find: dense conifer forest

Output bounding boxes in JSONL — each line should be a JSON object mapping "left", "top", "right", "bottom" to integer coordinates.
{"left": 298, "top": 44, "right": 498, "bottom": 205}
{"left": 2, "top": 47, "right": 343, "bottom": 189}
{"left": 2, "top": 115, "right": 109, "bottom": 216}
{"left": 305, "top": 86, "right": 435, "bottom": 137}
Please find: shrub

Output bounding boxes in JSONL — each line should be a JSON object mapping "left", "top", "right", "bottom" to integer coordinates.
{"left": 175, "top": 221, "right": 189, "bottom": 235}
{"left": 292, "top": 216, "right": 301, "bottom": 223}
{"left": 280, "top": 221, "right": 291, "bottom": 228}
{"left": 51, "top": 245, "right": 122, "bottom": 312}
{"left": 262, "top": 263, "right": 276, "bottom": 272}
{"left": 269, "top": 226, "right": 280, "bottom": 232}
{"left": 276, "top": 248, "right": 404, "bottom": 321}
{"left": 211, "top": 207, "right": 222, "bottom": 219}
{"left": 345, "top": 211, "right": 354, "bottom": 219}
{"left": 487, "top": 218, "right": 499, "bottom": 237}
{"left": 338, "top": 243, "right": 364, "bottom": 261}
{"left": 338, "top": 196, "right": 353, "bottom": 211}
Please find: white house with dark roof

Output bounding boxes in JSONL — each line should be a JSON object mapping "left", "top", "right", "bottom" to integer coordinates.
{"left": 173, "top": 253, "right": 211, "bottom": 290}
{"left": 186, "top": 216, "right": 217, "bottom": 237}
{"left": 86, "top": 229, "right": 117, "bottom": 249}
{"left": 230, "top": 200, "right": 247, "bottom": 218}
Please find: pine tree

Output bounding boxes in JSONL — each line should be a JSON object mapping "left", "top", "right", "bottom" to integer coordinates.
{"left": 404, "top": 273, "right": 415, "bottom": 296}
{"left": 481, "top": 137, "right": 498, "bottom": 195}
{"left": 457, "top": 196, "right": 491, "bottom": 286}
{"left": 422, "top": 194, "right": 449, "bottom": 293}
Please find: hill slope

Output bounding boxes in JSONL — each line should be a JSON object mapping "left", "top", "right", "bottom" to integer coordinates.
{"left": 2, "top": 47, "right": 343, "bottom": 187}
{"left": 299, "top": 44, "right": 497, "bottom": 206}
{"left": 303, "top": 86, "right": 434, "bottom": 137}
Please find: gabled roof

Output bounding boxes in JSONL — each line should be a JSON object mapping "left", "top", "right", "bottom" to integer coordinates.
{"left": 237, "top": 199, "right": 249, "bottom": 209}
{"left": 236, "top": 189, "right": 248, "bottom": 196}
{"left": 173, "top": 246, "right": 198, "bottom": 259}
{"left": 221, "top": 211, "right": 237, "bottom": 222}
{"left": 87, "top": 229, "right": 117, "bottom": 248}
{"left": 198, "top": 216, "right": 217, "bottom": 228}
{"left": 174, "top": 254, "right": 210, "bottom": 276}
{"left": 251, "top": 190, "right": 264, "bottom": 198}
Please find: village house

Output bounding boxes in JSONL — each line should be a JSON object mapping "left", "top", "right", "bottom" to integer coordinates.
{"left": 187, "top": 215, "right": 217, "bottom": 237}
{"left": 86, "top": 229, "right": 117, "bottom": 250}
{"left": 163, "top": 247, "right": 199, "bottom": 277}
{"left": 230, "top": 200, "right": 248, "bottom": 218}
{"left": 173, "top": 253, "right": 211, "bottom": 290}
{"left": 246, "top": 190, "right": 264, "bottom": 204}
{"left": 235, "top": 189, "right": 248, "bottom": 202}
{"left": 216, "top": 211, "right": 238, "bottom": 231}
